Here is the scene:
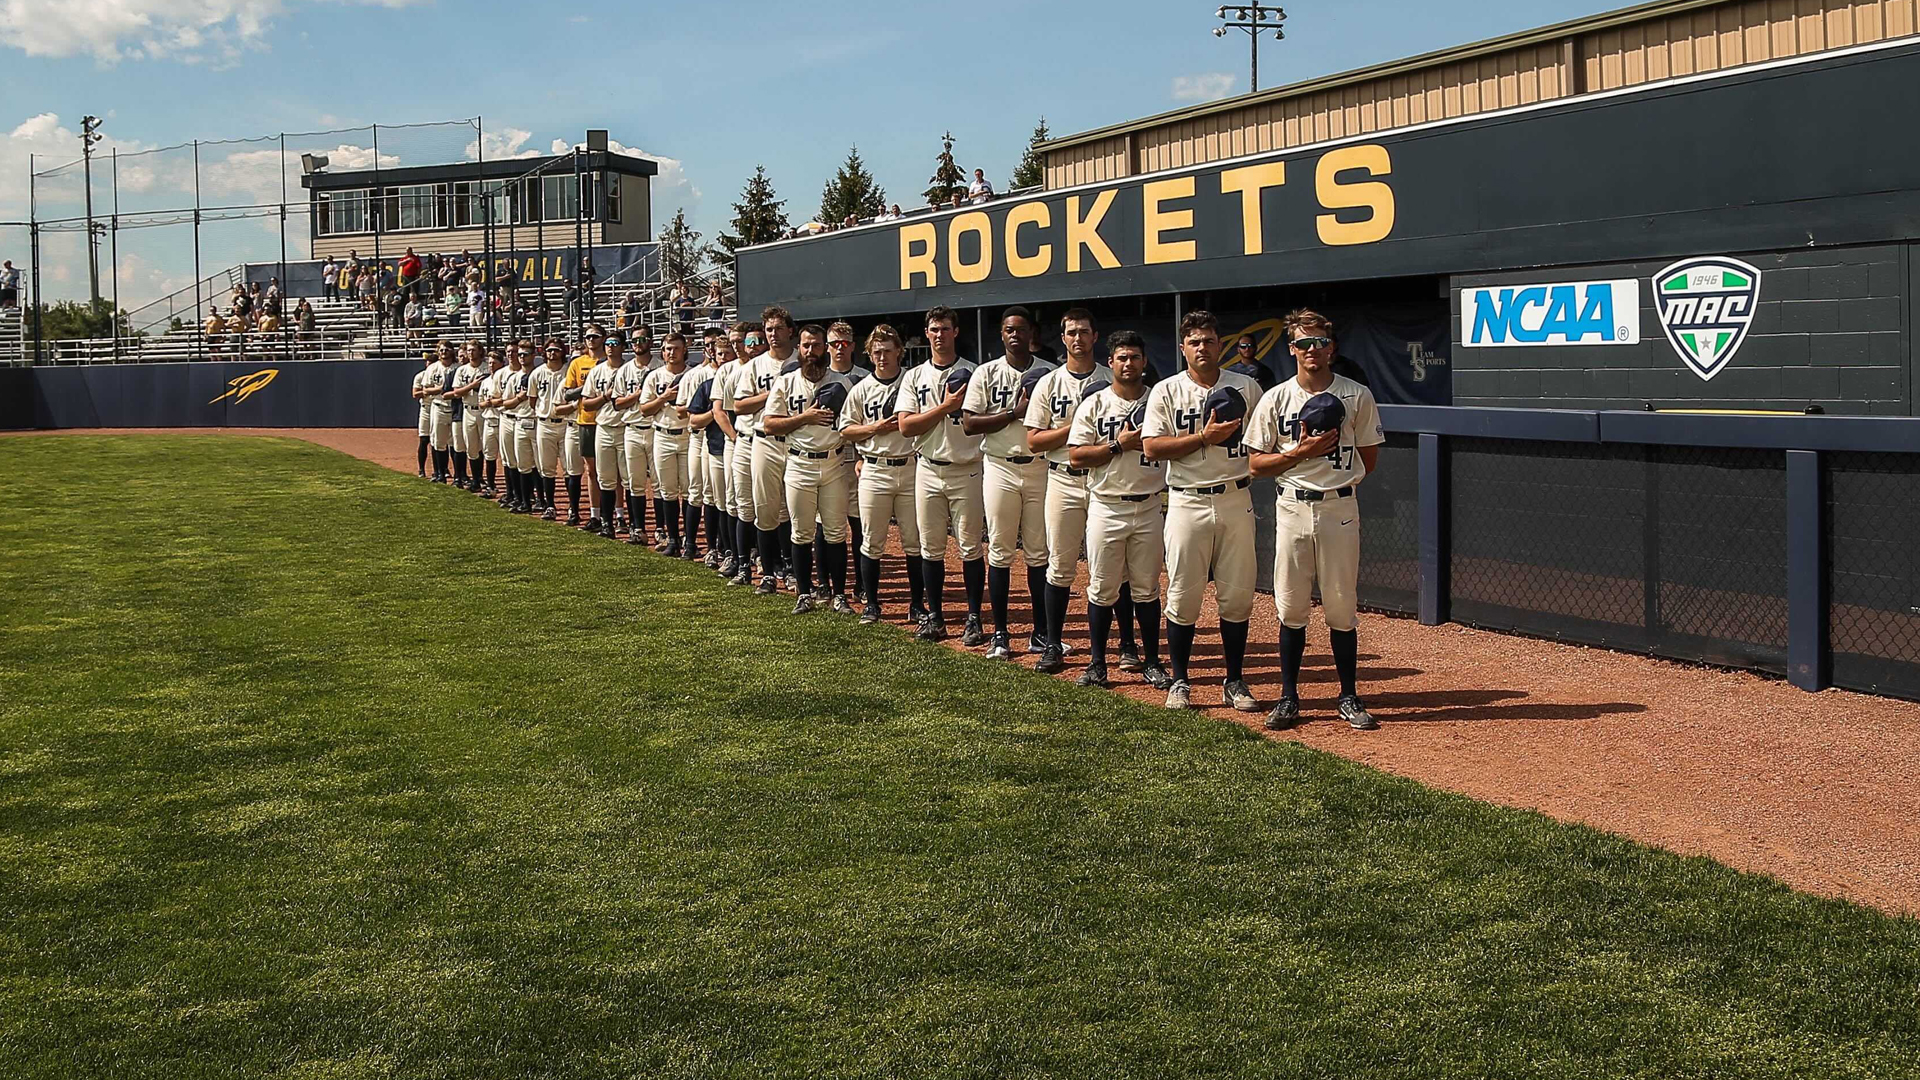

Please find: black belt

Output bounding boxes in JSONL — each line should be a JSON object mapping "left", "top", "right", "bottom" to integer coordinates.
{"left": 1105, "top": 491, "right": 1158, "bottom": 503}
{"left": 993, "top": 453, "right": 1037, "bottom": 465}
{"left": 756, "top": 432, "right": 787, "bottom": 442}
{"left": 1289, "top": 485, "right": 1355, "bottom": 501}
{"left": 788, "top": 448, "right": 831, "bottom": 460}
{"left": 659, "top": 427, "right": 685, "bottom": 435}
{"left": 862, "top": 454, "right": 911, "bottom": 466}
{"left": 1048, "top": 461, "right": 1089, "bottom": 477}
{"left": 1170, "top": 477, "right": 1251, "bottom": 495}
{"left": 920, "top": 456, "right": 972, "bottom": 468}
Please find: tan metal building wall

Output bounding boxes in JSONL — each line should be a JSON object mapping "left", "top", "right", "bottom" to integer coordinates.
{"left": 1043, "top": 0, "right": 1917, "bottom": 187}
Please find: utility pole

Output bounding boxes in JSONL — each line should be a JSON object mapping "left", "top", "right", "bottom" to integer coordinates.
{"left": 81, "top": 115, "right": 104, "bottom": 307}
{"left": 1213, "top": 4, "right": 1287, "bottom": 93}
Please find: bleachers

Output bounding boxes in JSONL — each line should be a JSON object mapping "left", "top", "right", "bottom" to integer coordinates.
{"left": 3, "top": 268, "right": 736, "bottom": 366}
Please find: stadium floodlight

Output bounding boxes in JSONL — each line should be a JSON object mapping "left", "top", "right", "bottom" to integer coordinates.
{"left": 1213, "top": 3, "right": 1287, "bottom": 92}
{"left": 301, "top": 153, "right": 329, "bottom": 175}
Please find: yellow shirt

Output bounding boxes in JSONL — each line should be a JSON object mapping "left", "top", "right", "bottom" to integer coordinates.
{"left": 565, "top": 354, "right": 600, "bottom": 424}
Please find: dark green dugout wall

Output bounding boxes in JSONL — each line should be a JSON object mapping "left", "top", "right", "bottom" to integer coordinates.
{"left": 1, "top": 361, "right": 421, "bottom": 429}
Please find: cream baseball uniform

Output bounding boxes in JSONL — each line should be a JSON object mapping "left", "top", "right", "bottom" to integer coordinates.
{"left": 425, "top": 358, "right": 457, "bottom": 450}
{"left": 968, "top": 356, "right": 1056, "bottom": 570}
{"left": 717, "top": 359, "right": 755, "bottom": 522}
{"left": 841, "top": 371, "right": 920, "bottom": 560}
{"left": 622, "top": 354, "right": 662, "bottom": 502}
{"left": 454, "top": 359, "right": 485, "bottom": 459}
{"left": 1243, "top": 374, "right": 1385, "bottom": 634}
{"left": 586, "top": 359, "right": 627, "bottom": 491}
{"left": 677, "top": 364, "right": 718, "bottom": 508}
{"left": 507, "top": 368, "right": 537, "bottom": 471}
{"left": 741, "top": 351, "right": 792, "bottom": 534}
{"left": 894, "top": 357, "right": 984, "bottom": 563}
{"left": 766, "top": 367, "right": 850, "bottom": 545}
{"left": 644, "top": 364, "right": 692, "bottom": 500}
{"left": 1142, "top": 368, "right": 1265, "bottom": 626}
{"left": 480, "top": 368, "right": 504, "bottom": 462}
{"left": 412, "top": 366, "right": 434, "bottom": 438}
{"left": 1025, "top": 363, "right": 1113, "bottom": 589}
{"left": 710, "top": 360, "right": 741, "bottom": 518}
{"left": 530, "top": 363, "right": 571, "bottom": 478}
{"left": 1069, "top": 387, "right": 1167, "bottom": 607}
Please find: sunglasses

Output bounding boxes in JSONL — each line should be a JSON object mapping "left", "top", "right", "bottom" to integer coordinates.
{"left": 1289, "top": 336, "right": 1333, "bottom": 350}
{"left": 1236, "top": 341, "right": 1254, "bottom": 350}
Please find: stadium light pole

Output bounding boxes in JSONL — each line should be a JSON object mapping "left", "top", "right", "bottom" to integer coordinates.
{"left": 81, "top": 115, "right": 104, "bottom": 307}
{"left": 1213, "top": 4, "right": 1286, "bottom": 93}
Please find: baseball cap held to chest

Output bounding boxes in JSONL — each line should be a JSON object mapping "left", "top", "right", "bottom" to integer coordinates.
{"left": 1299, "top": 391, "right": 1346, "bottom": 435}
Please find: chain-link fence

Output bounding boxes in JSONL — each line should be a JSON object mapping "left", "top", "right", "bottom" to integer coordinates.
{"left": 13, "top": 118, "right": 492, "bottom": 365}
{"left": 1827, "top": 451, "right": 1920, "bottom": 698}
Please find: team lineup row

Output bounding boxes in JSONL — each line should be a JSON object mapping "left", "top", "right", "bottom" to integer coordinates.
{"left": 411, "top": 304, "right": 1387, "bottom": 730}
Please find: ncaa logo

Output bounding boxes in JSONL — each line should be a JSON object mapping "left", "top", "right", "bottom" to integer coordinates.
{"left": 1653, "top": 256, "right": 1762, "bottom": 381}
{"left": 1461, "top": 280, "right": 1640, "bottom": 347}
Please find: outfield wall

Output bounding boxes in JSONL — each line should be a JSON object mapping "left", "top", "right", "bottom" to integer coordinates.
{"left": 3, "top": 361, "right": 420, "bottom": 430}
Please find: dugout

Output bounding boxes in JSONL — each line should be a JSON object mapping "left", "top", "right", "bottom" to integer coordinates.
{"left": 735, "top": 1, "right": 1920, "bottom": 701}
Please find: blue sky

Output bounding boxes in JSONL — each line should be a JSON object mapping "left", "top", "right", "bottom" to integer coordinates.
{"left": 1, "top": 0, "right": 1620, "bottom": 302}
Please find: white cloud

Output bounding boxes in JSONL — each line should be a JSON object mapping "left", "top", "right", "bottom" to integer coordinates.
{"left": 0, "top": 0, "right": 424, "bottom": 66}
{"left": 465, "top": 126, "right": 542, "bottom": 162}
{"left": 1172, "top": 72, "right": 1237, "bottom": 102}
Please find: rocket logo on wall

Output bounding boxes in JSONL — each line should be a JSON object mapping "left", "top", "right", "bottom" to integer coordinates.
{"left": 1652, "top": 257, "right": 1763, "bottom": 381}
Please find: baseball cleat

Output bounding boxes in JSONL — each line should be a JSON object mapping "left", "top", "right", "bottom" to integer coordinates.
{"left": 1223, "top": 680, "right": 1260, "bottom": 713}
{"left": 566, "top": 512, "right": 581, "bottom": 527}
{"left": 1117, "top": 646, "right": 1144, "bottom": 672}
{"left": 541, "top": 508, "right": 558, "bottom": 521}
{"left": 626, "top": 531, "right": 646, "bottom": 545}
{"left": 655, "top": 538, "right": 674, "bottom": 554}
{"left": 985, "top": 631, "right": 1012, "bottom": 660}
{"left": 1164, "top": 679, "right": 1192, "bottom": 710}
{"left": 681, "top": 545, "right": 700, "bottom": 561}
{"left": 859, "top": 606, "right": 882, "bottom": 625}
{"left": 1140, "top": 663, "right": 1173, "bottom": 691}
{"left": 730, "top": 568, "right": 754, "bottom": 586}
{"left": 1339, "top": 694, "right": 1379, "bottom": 731}
{"left": 916, "top": 616, "right": 948, "bottom": 642}
{"left": 717, "top": 556, "right": 737, "bottom": 577}
{"left": 960, "top": 614, "right": 986, "bottom": 647}
{"left": 791, "top": 594, "right": 816, "bottom": 615}
{"left": 704, "top": 550, "right": 722, "bottom": 569}
{"left": 830, "top": 594, "right": 855, "bottom": 615}
{"left": 1076, "top": 664, "right": 1110, "bottom": 688}
{"left": 1264, "top": 697, "right": 1302, "bottom": 731}
{"left": 1036, "top": 643, "right": 1066, "bottom": 674}
{"left": 1027, "top": 632, "right": 1048, "bottom": 655}
{"left": 783, "top": 572, "right": 798, "bottom": 592}
{"left": 756, "top": 576, "right": 779, "bottom": 595}
{"left": 812, "top": 584, "right": 831, "bottom": 602}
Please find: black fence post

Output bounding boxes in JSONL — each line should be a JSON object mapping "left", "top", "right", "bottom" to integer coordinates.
{"left": 1786, "top": 448, "right": 1831, "bottom": 691}
{"left": 1418, "top": 431, "right": 1450, "bottom": 626}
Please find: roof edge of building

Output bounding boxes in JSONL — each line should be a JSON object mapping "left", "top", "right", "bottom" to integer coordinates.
{"left": 1040, "top": 0, "right": 1721, "bottom": 153}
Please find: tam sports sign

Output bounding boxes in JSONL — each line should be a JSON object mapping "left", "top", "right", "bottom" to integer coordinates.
{"left": 1461, "top": 280, "right": 1641, "bottom": 347}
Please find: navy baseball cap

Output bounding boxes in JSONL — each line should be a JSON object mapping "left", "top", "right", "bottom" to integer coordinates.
{"left": 1018, "top": 365, "right": 1049, "bottom": 400}
{"left": 944, "top": 365, "right": 973, "bottom": 396}
{"left": 1083, "top": 376, "right": 1111, "bottom": 398}
{"left": 1298, "top": 391, "right": 1346, "bottom": 435}
{"left": 811, "top": 380, "right": 850, "bottom": 415}
{"left": 781, "top": 357, "right": 801, "bottom": 375}
{"left": 1126, "top": 399, "right": 1148, "bottom": 430}
{"left": 1205, "top": 384, "right": 1247, "bottom": 448}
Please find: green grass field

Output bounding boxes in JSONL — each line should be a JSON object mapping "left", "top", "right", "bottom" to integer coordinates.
{"left": 2, "top": 434, "right": 1917, "bottom": 1079}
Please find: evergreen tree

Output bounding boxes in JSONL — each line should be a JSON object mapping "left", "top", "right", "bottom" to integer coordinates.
{"left": 818, "top": 145, "right": 887, "bottom": 224}
{"left": 657, "top": 208, "right": 704, "bottom": 286}
{"left": 711, "top": 166, "right": 790, "bottom": 284}
{"left": 922, "top": 131, "right": 966, "bottom": 207}
{"left": 1009, "top": 116, "right": 1050, "bottom": 190}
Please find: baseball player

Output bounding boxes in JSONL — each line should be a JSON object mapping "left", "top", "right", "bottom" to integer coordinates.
{"left": 423, "top": 340, "right": 459, "bottom": 483}
{"left": 582, "top": 331, "right": 629, "bottom": 539}
{"left": 1244, "top": 309, "right": 1387, "bottom": 731}
{"left": 1141, "top": 310, "right": 1265, "bottom": 712}
{"left": 763, "top": 329, "right": 854, "bottom": 614}
{"left": 838, "top": 323, "right": 927, "bottom": 625}
{"left": 671, "top": 335, "right": 722, "bottom": 560}
{"left": 965, "top": 306, "right": 1056, "bottom": 660}
{"left": 641, "top": 332, "right": 693, "bottom": 556}
{"left": 724, "top": 323, "right": 771, "bottom": 584}
{"left": 1022, "top": 307, "right": 1126, "bottom": 674}
{"left": 820, "top": 321, "right": 868, "bottom": 597}
{"left": 530, "top": 338, "right": 573, "bottom": 520}
{"left": 1066, "top": 330, "right": 1172, "bottom": 690}
{"left": 560, "top": 326, "right": 607, "bottom": 528}
{"left": 496, "top": 339, "right": 534, "bottom": 513}
{"left": 895, "top": 305, "right": 987, "bottom": 643}
{"left": 709, "top": 328, "right": 746, "bottom": 576}
{"left": 692, "top": 330, "right": 738, "bottom": 571}
{"left": 410, "top": 352, "right": 435, "bottom": 477}
{"left": 739, "top": 308, "right": 799, "bottom": 593}
{"left": 453, "top": 341, "right": 488, "bottom": 492}
{"left": 479, "top": 346, "right": 507, "bottom": 500}
{"left": 606, "top": 333, "right": 654, "bottom": 543}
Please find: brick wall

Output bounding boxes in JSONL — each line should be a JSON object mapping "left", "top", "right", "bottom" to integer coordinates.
{"left": 1451, "top": 244, "right": 1912, "bottom": 416}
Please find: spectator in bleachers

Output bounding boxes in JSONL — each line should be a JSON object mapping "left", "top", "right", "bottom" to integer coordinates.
{"left": 534, "top": 296, "right": 552, "bottom": 337}
{"left": 968, "top": 169, "right": 994, "bottom": 203}
{"left": 442, "top": 284, "right": 462, "bottom": 326}
{"left": 578, "top": 257, "right": 597, "bottom": 315}
{"left": 204, "top": 306, "right": 226, "bottom": 352}
{"left": 0, "top": 260, "right": 18, "bottom": 309}
{"left": 266, "top": 277, "right": 282, "bottom": 308}
{"left": 704, "top": 279, "right": 726, "bottom": 325}
{"left": 674, "top": 283, "right": 696, "bottom": 336}
{"left": 616, "top": 289, "right": 641, "bottom": 332}
{"left": 258, "top": 306, "right": 282, "bottom": 339}
{"left": 321, "top": 257, "right": 339, "bottom": 302}
{"left": 294, "top": 297, "right": 317, "bottom": 359}
{"left": 398, "top": 247, "right": 422, "bottom": 293}
{"left": 496, "top": 261, "right": 519, "bottom": 302}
